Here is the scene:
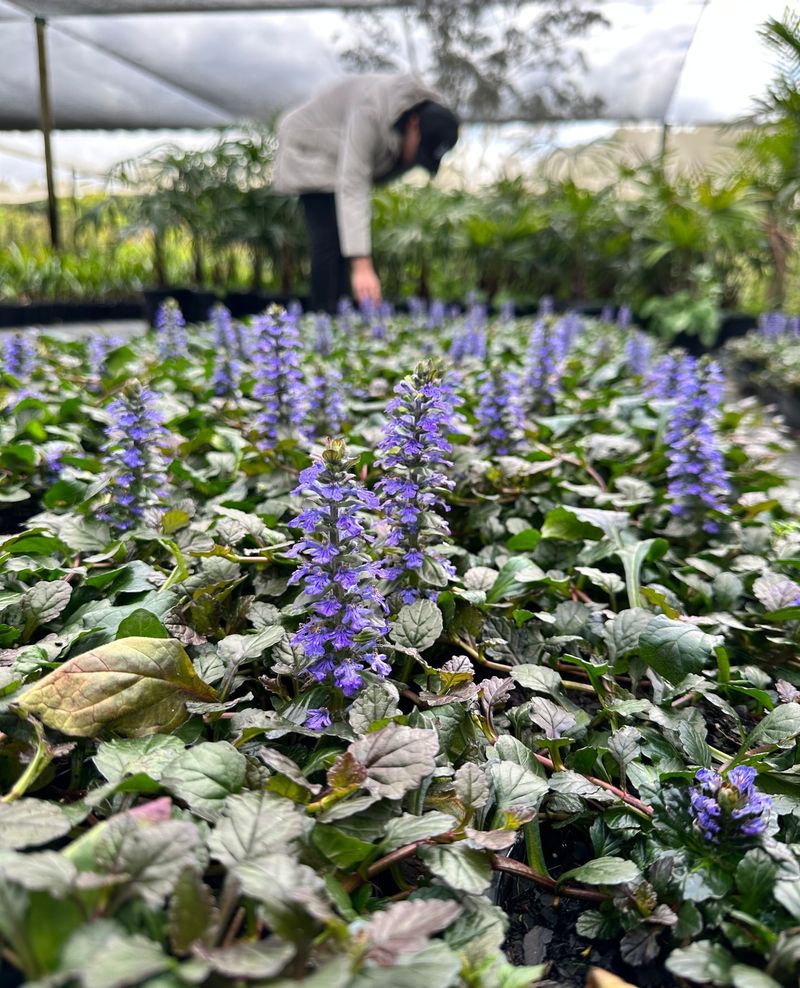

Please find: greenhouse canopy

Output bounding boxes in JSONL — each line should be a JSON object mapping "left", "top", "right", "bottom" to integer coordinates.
{"left": 0, "top": 0, "right": 790, "bottom": 130}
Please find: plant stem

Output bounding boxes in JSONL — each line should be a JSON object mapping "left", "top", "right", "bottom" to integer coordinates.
{"left": 489, "top": 854, "right": 609, "bottom": 903}
{"left": 533, "top": 751, "right": 653, "bottom": 818}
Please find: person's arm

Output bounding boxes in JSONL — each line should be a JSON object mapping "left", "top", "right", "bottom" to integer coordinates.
{"left": 335, "top": 108, "right": 382, "bottom": 305}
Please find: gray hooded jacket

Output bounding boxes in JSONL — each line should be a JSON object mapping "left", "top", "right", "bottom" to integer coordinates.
{"left": 272, "top": 73, "right": 440, "bottom": 258}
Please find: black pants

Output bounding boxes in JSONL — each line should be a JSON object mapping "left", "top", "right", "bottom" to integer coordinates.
{"left": 300, "top": 193, "right": 351, "bottom": 314}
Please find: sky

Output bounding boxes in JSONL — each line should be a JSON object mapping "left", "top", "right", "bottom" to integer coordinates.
{"left": 0, "top": 0, "right": 793, "bottom": 197}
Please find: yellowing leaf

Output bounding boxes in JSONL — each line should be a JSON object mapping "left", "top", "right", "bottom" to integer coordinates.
{"left": 16, "top": 636, "right": 216, "bottom": 738}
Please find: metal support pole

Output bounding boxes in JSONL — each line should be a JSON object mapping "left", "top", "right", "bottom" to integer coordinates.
{"left": 659, "top": 121, "right": 670, "bottom": 163}
{"left": 35, "top": 16, "right": 60, "bottom": 250}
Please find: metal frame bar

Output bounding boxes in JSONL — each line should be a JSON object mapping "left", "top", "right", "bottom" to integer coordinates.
{"left": 35, "top": 16, "right": 60, "bottom": 248}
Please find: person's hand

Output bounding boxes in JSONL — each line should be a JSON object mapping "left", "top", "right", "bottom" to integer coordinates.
{"left": 351, "top": 257, "right": 382, "bottom": 306}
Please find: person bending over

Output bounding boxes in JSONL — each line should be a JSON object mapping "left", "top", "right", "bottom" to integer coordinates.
{"left": 273, "top": 73, "right": 459, "bottom": 313}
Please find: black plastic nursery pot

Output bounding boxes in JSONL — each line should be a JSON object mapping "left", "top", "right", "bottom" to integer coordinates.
{"left": 141, "top": 288, "right": 219, "bottom": 326}
{"left": 0, "top": 496, "right": 42, "bottom": 536}
{"left": 223, "top": 292, "right": 310, "bottom": 319}
{"left": 0, "top": 299, "right": 144, "bottom": 329}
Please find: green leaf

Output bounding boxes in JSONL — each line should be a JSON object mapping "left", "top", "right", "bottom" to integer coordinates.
{"left": 208, "top": 791, "right": 306, "bottom": 865}
{"left": 93, "top": 734, "right": 185, "bottom": 784}
{"left": 268, "top": 958, "right": 352, "bottom": 988}
{"left": 0, "top": 798, "right": 73, "bottom": 850}
{"left": 713, "top": 572, "right": 743, "bottom": 610}
{"left": 168, "top": 867, "right": 218, "bottom": 954}
{"left": 730, "top": 966, "right": 783, "bottom": 988}
{"left": 678, "top": 720, "right": 711, "bottom": 768}
{"left": 639, "top": 616, "right": 722, "bottom": 683}
{"left": 615, "top": 538, "right": 668, "bottom": 608}
{"left": 667, "top": 941, "right": 735, "bottom": 985}
{"left": 232, "top": 853, "right": 332, "bottom": 937}
{"left": 21, "top": 579, "right": 72, "bottom": 636}
{"left": 67, "top": 928, "right": 175, "bottom": 988}
{"left": 350, "top": 723, "right": 439, "bottom": 799}
{"left": 602, "top": 607, "right": 652, "bottom": 662}
{"left": 744, "top": 704, "right": 800, "bottom": 749}
{"left": 217, "top": 626, "right": 285, "bottom": 664}
{"left": 775, "top": 879, "right": 800, "bottom": 921}
{"left": 486, "top": 557, "right": 546, "bottom": 603}
{"left": 490, "top": 761, "right": 548, "bottom": 810}
{"left": 351, "top": 942, "right": 461, "bottom": 988}
{"left": 511, "top": 665, "right": 563, "bottom": 694}
{"left": 390, "top": 599, "right": 443, "bottom": 652}
{"left": 348, "top": 681, "right": 401, "bottom": 734}
{"left": 16, "top": 636, "right": 216, "bottom": 737}
{"left": 506, "top": 528, "right": 541, "bottom": 551}
{"left": 195, "top": 940, "right": 295, "bottom": 979}
{"left": 560, "top": 856, "right": 641, "bottom": 887}
{"left": 529, "top": 697, "right": 576, "bottom": 739}
{"left": 736, "top": 849, "right": 778, "bottom": 914}
{"left": 454, "top": 762, "right": 490, "bottom": 810}
{"left": 94, "top": 816, "right": 201, "bottom": 908}
{"left": 541, "top": 506, "right": 604, "bottom": 541}
{"left": 574, "top": 566, "right": 626, "bottom": 595}
{"left": 161, "top": 741, "right": 247, "bottom": 821}
{"left": 365, "top": 899, "right": 462, "bottom": 964}
{"left": 753, "top": 571, "right": 800, "bottom": 612}
{"left": 607, "top": 726, "right": 642, "bottom": 776}
{"left": 312, "top": 824, "right": 375, "bottom": 869}
{"left": 419, "top": 843, "right": 492, "bottom": 893}
{"left": 116, "top": 608, "right": 170, "bottom": 640}
{"left": 0, "top": 849, "right": 77, "bottom": 895}
{"left": 379, "top": 812, "right": 455, "bottom": 852}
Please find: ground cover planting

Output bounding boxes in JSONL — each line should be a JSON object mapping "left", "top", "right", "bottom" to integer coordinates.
{"left": 1, "top": 302, "right": 800, "bottom": 987}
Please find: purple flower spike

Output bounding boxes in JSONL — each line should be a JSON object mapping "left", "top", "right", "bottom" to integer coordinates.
{"left": 314, "top": 313, "right": 335, "bottom": 356}
{"left": 3, "top": 332, "right": 37, "bottom": 379}
{"left": 524, "top": 318, "right": 561, "bottom": 412}
{"left": 759, "top": 312, "right": 788, "bottom": 337}
{"left": 209, "top": 303, "right": 241, "bottom": 396}
{"left": 252, "top": 306, "right": 306, "bottom": 450}
{"left": 289, "top": 439, "right": 390, "bottom": 705}
{"left": 154, "top": 298, "right": 188, "bottom": 360}
{"left": 625, "top": 331, "right": 652, "bottom": 376}
{"left": 96, "top": 380, "right": 172, "bottom": 532}
{"left": 428, "top": 300, "right": 446, "bottom": 330}
{"left": 664, "top": 356, "right": 730, "bottom": 531}
{"left": 376, "top": 361, "right": 461, "bottom": 601}
{"left": 450, "top": 303, "right": 487, "bottom": 363}
{"left": 477, "top": 366, "right": 525, "bottom": 456}
{"left": 306, "top": 365, "right": 347, "bottom": 439}
{"left": 646, "top": 353, "right": 682, "bottom": 400}
{"left": 690, "top": 765, "right": 771, "bottom": 843}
